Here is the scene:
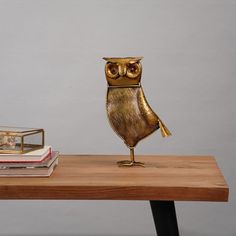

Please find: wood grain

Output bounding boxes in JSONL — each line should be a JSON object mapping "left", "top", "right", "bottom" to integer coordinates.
{"left": 0, "top": 155, "right": 229, "bottom": 201}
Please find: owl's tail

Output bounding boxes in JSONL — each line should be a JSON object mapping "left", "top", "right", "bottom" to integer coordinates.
{"left": 158, "top": 119, "right": 172, "bottom": 137}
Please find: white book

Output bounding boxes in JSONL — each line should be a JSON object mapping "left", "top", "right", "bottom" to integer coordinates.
{"left": 0, "top": 146, "right": 51, "bottom": 163}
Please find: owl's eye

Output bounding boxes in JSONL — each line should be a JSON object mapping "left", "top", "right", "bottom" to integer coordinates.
{"left": 127, "top": 63, "right": 141, "bottom": 79}
{"left": 106, "top": 63, "right": 119, "bottom": 79}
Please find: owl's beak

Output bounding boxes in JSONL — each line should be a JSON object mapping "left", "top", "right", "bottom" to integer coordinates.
{"left": 118, "top": 65, "right": 127, "bottom": 76}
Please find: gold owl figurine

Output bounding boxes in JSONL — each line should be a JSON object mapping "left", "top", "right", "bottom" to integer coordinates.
{"left": 104, "top": 57, "right": 171, "bottom": 167}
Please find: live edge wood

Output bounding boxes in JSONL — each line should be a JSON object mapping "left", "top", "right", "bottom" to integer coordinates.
{"left": 0, "top": 155, "right": 229, "bottom": 201}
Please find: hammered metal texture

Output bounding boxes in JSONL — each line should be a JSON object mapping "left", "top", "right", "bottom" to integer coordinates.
{"left": 107, "top": 86, "right": 159, "bottom": 148}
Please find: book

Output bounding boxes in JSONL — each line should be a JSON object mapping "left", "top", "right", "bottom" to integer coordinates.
{"left": 0, "top": 151, "right": 59, "bottom": 168}
{"left": 0, "top": 145, "right": 51, "bottom": 163}
{"left": 0, "top": 157, "right": 58, "bottom": 177}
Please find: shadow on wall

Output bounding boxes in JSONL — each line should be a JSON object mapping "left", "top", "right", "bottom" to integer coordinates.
{"left": 2, "top": 235, "right": 154, "bottom": 236}
{"left": 180, "top": 229, "right": 236, "bottom": 236}
{"left": 2, "top": 231, "right": 236, "bottom": 236}
{"left": 180, "top": 230, "right": 209, "bottom": 236}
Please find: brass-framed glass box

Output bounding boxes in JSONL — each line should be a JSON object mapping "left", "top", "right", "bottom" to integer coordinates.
{"left": 0, "top": 127, "right": 44, "bottom": 154}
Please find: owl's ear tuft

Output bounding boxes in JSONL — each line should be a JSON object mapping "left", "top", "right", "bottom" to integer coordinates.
{"left": 135, "top": 57, "right": 143, "bottom": 61}
{"left": 103, "top": 57, "right": 116, "bottom": 63}
{"left": 103, "top": 57, "right": 110, "bottom": 61}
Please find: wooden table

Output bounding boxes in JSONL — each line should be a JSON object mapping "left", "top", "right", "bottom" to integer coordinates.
{"left": 0, "top": 155, "right": 229, "bottom": 236}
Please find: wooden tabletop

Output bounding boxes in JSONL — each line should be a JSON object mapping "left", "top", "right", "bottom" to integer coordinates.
{"left": 0, "top": 155, "right": 229, "bottom": 201}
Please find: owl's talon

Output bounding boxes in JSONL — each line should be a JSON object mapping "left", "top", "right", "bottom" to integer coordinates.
{"left": 117, "top": 160, "right": 144, "bottom": 167}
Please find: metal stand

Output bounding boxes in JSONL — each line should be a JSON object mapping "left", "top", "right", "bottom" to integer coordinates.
{"left": 117, "top": 147, "right": 144, "bottom": 167}
{"left": 150, "top": 201, "right": 179, "bottom": 236}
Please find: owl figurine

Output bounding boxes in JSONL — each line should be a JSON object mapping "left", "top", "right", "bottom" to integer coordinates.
{"left": 104, "top": 57, "right": 171, "bottom": 167}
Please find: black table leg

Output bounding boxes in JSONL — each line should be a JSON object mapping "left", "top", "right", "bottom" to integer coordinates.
{"left": 150, "top": 201, "right": 179, "bottom": 236}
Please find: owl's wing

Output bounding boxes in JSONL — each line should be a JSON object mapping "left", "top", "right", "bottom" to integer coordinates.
{"left": 139, "top": 87, "right": 171, "bottom": 137}
{"left": 106, "top": 86, "right": 171, "bottom": 148}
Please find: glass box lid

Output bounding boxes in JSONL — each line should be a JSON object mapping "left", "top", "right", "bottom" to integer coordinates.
{"left": 0, "top": 126, "right": 43, "bottom": 135}
{"left": 0, "top": 126, "right": 44, "bottom": 154}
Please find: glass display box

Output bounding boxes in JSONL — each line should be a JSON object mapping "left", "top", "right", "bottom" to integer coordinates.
{"left": 0, "top": 126, "right": 44, "bottom": 154}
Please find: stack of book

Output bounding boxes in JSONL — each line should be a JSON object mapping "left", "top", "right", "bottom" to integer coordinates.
{"left": 0, "top": 146, "right": 59, "bottom": 177}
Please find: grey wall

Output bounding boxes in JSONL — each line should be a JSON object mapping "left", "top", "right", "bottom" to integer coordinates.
{"left": 0, "top": 0, "right": 235, "bottom": 235}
